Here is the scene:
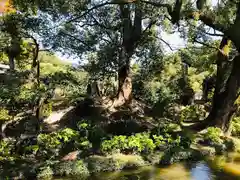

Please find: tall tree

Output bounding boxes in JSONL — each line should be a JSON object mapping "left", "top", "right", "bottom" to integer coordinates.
{"left": 11, "top": 0, "right": 240, "bottom": 132}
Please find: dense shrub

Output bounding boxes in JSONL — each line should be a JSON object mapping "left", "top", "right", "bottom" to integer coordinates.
{"left": 77, "top": 122, "right": 106, "bottom": 148}
{"left": 203, "top": 127, "right": 222, "bottom": 145}
{"left": 0, "top": 139, "right": 16, "bottom": 161}
{"left": 37, "top": 128, "right": 91, "bottom": 158}
{"left": 100, "top": 133, "right": 156, "bottom": 154}
{"left": 100, "top": 131, "right": 189, "bottom": 155}
{"left": 180, "top": 105, "right": 206, "bottom": 122}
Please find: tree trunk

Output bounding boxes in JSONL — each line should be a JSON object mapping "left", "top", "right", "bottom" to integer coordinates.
{"left": 116, "top": 63, "right": 132, "bottom": 107}
{"left": 206, "top": 55, "right": 240, "bottom": 133}
{"left": 8, "top": 55, "right": 15, "bottom": 70}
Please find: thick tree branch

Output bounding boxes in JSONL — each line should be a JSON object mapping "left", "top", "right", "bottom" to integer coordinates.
{"left": 142, "top": 1, "right": 227, "bottom": 33}
{"left": 196, "top": 13, "right": 227, "bottom": 33}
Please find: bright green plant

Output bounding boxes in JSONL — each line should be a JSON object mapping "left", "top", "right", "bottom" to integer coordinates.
{"left": 204, "top": 127, "right": 222, "bottom": 144}
{"left": 37, "top": 128, "right": 91, "bottom": 157}
{"left": 41, "top": 101, "right": 53, "bottom": 117}
{"left": 0, "top": 139, "right": 15, "bottom": 161}
{"left": 180, "top": 105, "right": 206, "bottom": 122}
{"left": 0, "top": 108, "right": 10, "bottom": 121}
{"left": 101, "top": 133, "right": 156, "bottom": 154}
{"left": 232, "top": 117, "right": 240, "bottom": 137}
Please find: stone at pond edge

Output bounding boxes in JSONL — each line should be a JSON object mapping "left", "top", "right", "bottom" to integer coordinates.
{"left": 160, "top": 147, "right": 202, "bottom": 165}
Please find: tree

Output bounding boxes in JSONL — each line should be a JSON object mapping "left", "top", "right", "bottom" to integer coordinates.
{"left": 10, "top": 0, "right": 240, "bottom": 132}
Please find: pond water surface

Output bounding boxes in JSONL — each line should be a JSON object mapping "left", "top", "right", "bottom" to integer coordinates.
{"left": 55, "top": 153, "right": 240, "bottom": 180}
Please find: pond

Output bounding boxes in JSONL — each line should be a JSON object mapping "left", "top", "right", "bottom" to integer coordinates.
{"left": 55, "top": 153, "right": 240, "bottom": 180}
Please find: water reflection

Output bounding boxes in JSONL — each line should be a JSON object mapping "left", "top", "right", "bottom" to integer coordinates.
{"left": 191, "top": 162, "right": 213, "bottom": 180}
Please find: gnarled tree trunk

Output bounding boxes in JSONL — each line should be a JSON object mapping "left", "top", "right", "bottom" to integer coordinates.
{"left": 206, "top": 54, "right": 240, "bottom": 133}
{"left": 112, "top": 3, "right": 141, "bottom": 108}
{"left": 115, "top": 58, "right": 132, "bottom": 107}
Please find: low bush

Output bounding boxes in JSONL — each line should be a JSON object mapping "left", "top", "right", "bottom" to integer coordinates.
{"left": 37, "top": 128, "right": 91, "bottom": 158}
{"left": 203, "top": 127, "right": 222, "bottom": 145}
{"left": 100, "top": 133, "right": 156, "bottom": 154}
{"left": 101, "top": 132, "right": 189, "bottom": 155}
{"left": 180, "top": 105, "right": 206, "bottom": 122}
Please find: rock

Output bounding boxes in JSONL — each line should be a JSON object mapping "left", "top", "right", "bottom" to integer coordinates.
{"left": 61, "top": 150, "right": 80, "bottom": 161}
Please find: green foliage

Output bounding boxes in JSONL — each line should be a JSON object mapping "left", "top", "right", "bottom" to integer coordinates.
{"left": 37, "top": 166, "right": 53, "bottom": 180}
{"left": 180, "top": 105, "right": 206, "bottom": 122}
{"left": 54, "top": 160, "right": 89, "bottom": 177}
{"left": 41, "top": 101, "right": 52, "bottom": 117}
{"left": 101, "top": 133, "right": 156, "bottom": 154}
{"left": 0, "top": 139, "right": 15, "bottom": 161}
{"left": 203, "top": 127, "right": 222, "bottom": 144}
{"left": 37, "top": 128, "right": 91, "bottom": 158}
{"left": 0, "top": 108, "right": 10, "bottom": 121}
{"left": 100, "top": 131, "right": 189, "bottom": 155}
{"left": 232, "top": 117, "right": 240, "bottom": 137}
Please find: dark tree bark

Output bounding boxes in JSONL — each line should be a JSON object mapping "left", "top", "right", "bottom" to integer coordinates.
{"left": 206, "top": 54, "right": 240, "bottom": 133}
{"left": 112, "top": 3, "right": 141, "bottom": 107}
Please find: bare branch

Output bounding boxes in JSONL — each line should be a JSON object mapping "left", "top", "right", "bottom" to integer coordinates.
{"left": 67, "top": 1, "right": 132, "bottom": 24}
{"left": 142, "top": 19, "right": 157, "bottom": 35}
{"left": 159, "top": 38, "right": 174, "bottom": 51}
{"left": 194, "top": 38, "right": 219, "bottom": 50}
{"left": 59, "top": 31, "right": 94, "bottom": 50}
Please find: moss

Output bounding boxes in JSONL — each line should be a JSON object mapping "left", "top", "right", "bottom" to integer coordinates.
{"left": 160, "top": 147, "right": 200, "bottom": 165}
{"left": 112, "top": 153, "right": 146, "bottom": 169}
{"left": 54, "top": 160, "right": 89, "bottom": 177}
{"left": 224, "top": 137, "right": 240, "bottom": 152}
{"left": 86, "top": 155, "right": 123, "bottom": 173}
{"left": 71, "top": 160, "right": 89, "bottom": 176}
{"left": 37, "top": 166, "right": 53, "bottom": 180}
{"left": 214, "top": 144, "right": 227, "bottom": 155}
{"left": 143, "top": 151, "right": 164, "bottom": 165}
{"left": 199, "top": 146, "right": 216, "bottom": 157}
{"left": 86, "top": 154, "right": 146, "bottom": 173}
